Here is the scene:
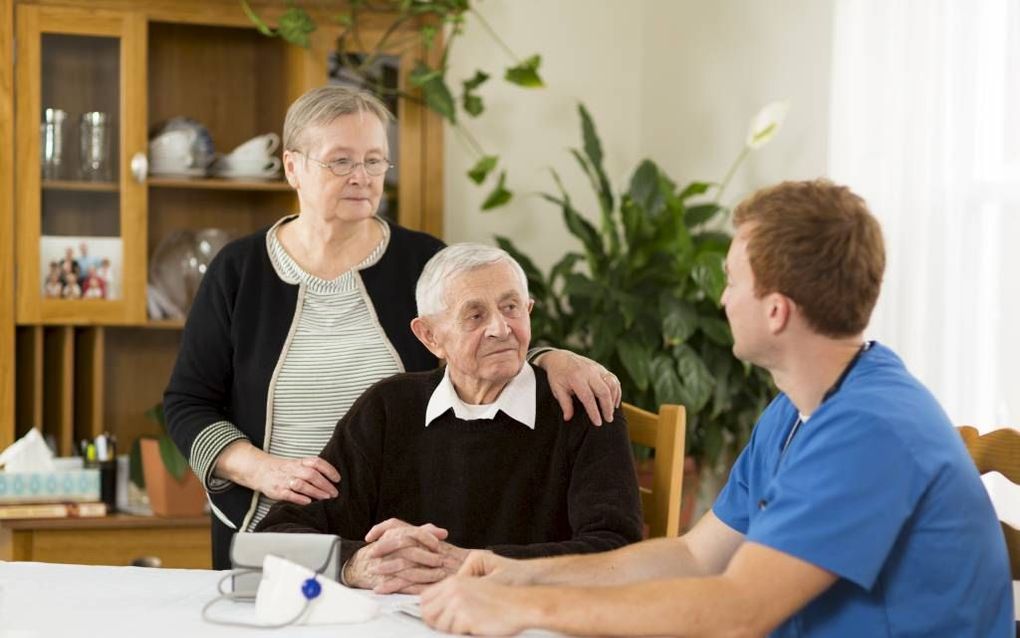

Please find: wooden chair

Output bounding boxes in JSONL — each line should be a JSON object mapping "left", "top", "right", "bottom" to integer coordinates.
{"left": 623, "top": 402, "right": 686, "bottom": 538}
{"left": 957, "top": 426, "right": 1020, "bottom": 581}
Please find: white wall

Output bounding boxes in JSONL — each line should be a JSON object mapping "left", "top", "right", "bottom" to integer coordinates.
{"left": 639, "top": 0, "right": 835, "bottom": 207}
{"left": 443, "top": 0, "right": 836, "bottom": 268}
{"left": 443, "top": 0, "right": 644, "bottom": 272}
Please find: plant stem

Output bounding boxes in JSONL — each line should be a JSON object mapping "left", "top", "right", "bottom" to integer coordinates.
{"left": 453, "top": 121, "right": 485, "bottom": 158}
{"left": 469, "top": 8, "right": 519, "bottom": 63}
{"left": 238, "top": 0, "right": 274, "bottom": 36}
{"left": 715, "top": 145, "right": 751, "bottom": 204}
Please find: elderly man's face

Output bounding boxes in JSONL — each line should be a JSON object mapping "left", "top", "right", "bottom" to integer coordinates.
{"left": 419, "top": 262, "right": 533, "bottom": 393}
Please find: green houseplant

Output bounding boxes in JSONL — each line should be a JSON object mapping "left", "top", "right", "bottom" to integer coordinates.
{"left": 241, "top": 0, "right": 542, "bottom": 208}
{"left": 498, "top": 103, "right": 786, "bottom": 469}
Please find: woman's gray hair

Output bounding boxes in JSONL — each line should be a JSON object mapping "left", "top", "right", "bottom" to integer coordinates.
{"left": 416, "top": 243, "right": 530, "bottom": 317}
{"left": 283, "top": 85, "right": 393, "bottom": 152}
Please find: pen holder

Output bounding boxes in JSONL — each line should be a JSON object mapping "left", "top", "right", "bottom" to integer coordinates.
{"left": 85, "top": 460, "right": 117, "bottom": 513}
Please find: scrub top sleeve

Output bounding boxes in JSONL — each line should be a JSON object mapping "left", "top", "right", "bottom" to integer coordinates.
{"left": 713, "top": 439, "right": 754, "bottom": 534}
{"left": 746, "top": 414, "right": 922, "bottom": 590}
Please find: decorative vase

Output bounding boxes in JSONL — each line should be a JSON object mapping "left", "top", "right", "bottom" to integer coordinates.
{"left": 139, "top": 438, "right": 206, "bottom": 517}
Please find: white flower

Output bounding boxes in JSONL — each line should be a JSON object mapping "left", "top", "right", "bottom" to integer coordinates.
{"left": 745, "top": 100, "right": 790, "bottom": 149}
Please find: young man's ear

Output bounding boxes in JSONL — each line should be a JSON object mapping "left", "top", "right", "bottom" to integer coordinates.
{"left": 411, "top": 317, "right": 445, "bottom": 359}
{"left": 766, "top": 292, "right": 793, "bottom": 335}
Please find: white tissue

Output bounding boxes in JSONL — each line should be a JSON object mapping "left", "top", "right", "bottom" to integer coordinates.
{"left": 0, "top": 429, "right": 55, "bottom": 472}
{"left": 254, "top": 554, "right": 379, "bottom": 626}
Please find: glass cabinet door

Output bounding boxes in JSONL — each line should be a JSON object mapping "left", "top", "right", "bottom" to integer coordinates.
{"left": 15, "top": 6, "right": 145, "bottom": 325}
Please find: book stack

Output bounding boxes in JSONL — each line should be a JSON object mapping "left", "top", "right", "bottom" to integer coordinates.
{"left": 0, "top": 501, "right": 107, "bottom": 520}
{"left": 0, "top": 464, "right": 106, "bottom": 520}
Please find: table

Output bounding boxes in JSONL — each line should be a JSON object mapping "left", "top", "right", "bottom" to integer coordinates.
{"left": 0, "top": 561, "right": 560, "bottom": 637}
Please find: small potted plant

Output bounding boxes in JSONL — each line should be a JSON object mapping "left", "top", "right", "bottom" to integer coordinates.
{"left": 130, "top": 403, "right": 206, "bottom": 517}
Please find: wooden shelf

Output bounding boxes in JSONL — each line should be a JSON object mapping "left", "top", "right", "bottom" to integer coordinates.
{"left": 42, "top": 179, "right": 119, "bottom": 192}
{"left": 148, "top": 176, "right": 291, "bottom": 191}
{"left": 143, "top": 318, "right": 185, "bottom": 330}
{"left": 0, "top": 513, "right": 209, "bottom": 531}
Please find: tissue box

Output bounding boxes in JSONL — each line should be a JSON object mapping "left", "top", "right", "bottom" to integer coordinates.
{"left": 0, "top": 468, "right": 101, "bottom": 504}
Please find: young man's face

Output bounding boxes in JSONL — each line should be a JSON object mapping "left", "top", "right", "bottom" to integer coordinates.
{"left": 721, "top": 224, "right": 773, "bottom": 366}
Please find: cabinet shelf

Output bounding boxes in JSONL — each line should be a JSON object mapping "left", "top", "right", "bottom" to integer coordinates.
{"left": 148, "top": 177, "right": 291, "bottom": 192}
{"left": 42, "top": 180, "right": 119, "bottom": 192}
{"left": 143, "top": 319, "right": 185, "bottom": 330}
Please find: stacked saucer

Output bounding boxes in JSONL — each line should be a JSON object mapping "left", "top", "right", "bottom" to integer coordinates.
{"left": 214, "top": 133, "right": 281, "bottom": 180}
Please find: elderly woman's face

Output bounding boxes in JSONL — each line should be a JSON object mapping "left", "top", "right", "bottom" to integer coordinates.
{"left": 286, "top": 112, "right": 388, "bottom": 223}
{"left": 429, "top": 262, "right": 533, "bottom": 389}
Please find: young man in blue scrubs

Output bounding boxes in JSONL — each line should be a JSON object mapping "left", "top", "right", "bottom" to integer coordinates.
{"left": 417, "top": 179, "right": 1014, "bottom": 637}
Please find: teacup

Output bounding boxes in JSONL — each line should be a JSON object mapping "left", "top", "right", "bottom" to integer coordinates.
{"left": 149, "top": 129, "right": 196, "bottom": 159}
{"left": 230, "top": 133, "right": 280, "bottom": 159}
{"left": 217, "top": 155, "right": 281, "bottom": 175}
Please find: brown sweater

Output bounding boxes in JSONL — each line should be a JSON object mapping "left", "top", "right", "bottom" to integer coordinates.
{"left": 256, "top": 366, "right": 643, "bottom": 567}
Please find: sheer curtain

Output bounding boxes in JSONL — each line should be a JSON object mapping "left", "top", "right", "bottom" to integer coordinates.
{"left": 828, "top": 0, "right": 1019, "bottom": 523}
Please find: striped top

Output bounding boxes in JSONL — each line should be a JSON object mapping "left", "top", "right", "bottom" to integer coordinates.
{"left": 186, "top": 216, "right": 404, "bottom": 531}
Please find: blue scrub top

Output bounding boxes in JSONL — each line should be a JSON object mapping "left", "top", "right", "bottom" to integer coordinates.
{"left": 713, "top": 342, "right": 1013, "bottom": 637}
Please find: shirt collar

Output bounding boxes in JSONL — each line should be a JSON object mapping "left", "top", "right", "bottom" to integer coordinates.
{"left": 425, "top": 363, "right": 536, "bottom": 429}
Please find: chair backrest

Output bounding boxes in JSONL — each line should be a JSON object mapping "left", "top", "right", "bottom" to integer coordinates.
{"left": 622, "top": 402, "right": 686, "bottom": 538}
{"left": 957, "top": 425, "right": 1020, "bottom": 580}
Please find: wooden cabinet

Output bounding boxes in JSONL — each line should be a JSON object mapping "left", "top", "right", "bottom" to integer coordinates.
{"left": 0, "top": 514, "right": 211, "bottom": 568}
{"left": 0, "top": 0, "right": 443, "bottom": 554}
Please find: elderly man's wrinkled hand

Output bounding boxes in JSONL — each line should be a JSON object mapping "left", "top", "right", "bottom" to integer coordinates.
{"left": 345, "top": 518, "right": 469, "bottom": 594}
{"left": 538, "top": 349, "right": 621, "bottom": 425}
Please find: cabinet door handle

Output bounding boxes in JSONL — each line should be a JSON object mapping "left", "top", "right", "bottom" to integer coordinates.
{"left": 130, "top": 152, "right": 148, "bottom": 183}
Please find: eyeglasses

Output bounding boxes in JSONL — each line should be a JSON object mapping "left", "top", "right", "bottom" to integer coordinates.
{"left": 292, "top": 150, "right": 393, "bottom": 177}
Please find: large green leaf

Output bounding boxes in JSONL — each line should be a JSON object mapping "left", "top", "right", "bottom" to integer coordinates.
{"left": 481, "top": 171, "right": 512, "bottom": 210}
{"left": 616, "top": 339, "right": 651, "bottom": 392}
{"left": 627, "top": 160, "right": 660, "bottom": 216}
{"left": 278, "top": 7, "right": 317, "bottom": 48}
{"left": 674, "top": 345, "right": 715, "bottom": 412}
{"left": 699, "top": 316, "right": 733, "bottom": 346}
{"left": 411, "top": 62, "right": 456, "bottom": 122}
{"left": 661, "top": 298, "right": 698, "bottom": 345}
{"left": 685, "top": 203, "right": 724, "bottom": 227}
{"left": 505, "top": 55, "right": 544, "bottom": 87}
{"left": 461, "top": 70, "right": 489, "bottom": 117}
{"left": 540, "top": 191, "right": 604, "bottom": 265}
{"left": 691, "top": 252, "right": 727, "bottom": 304}
{"left": 562, "top": 272, "right": 603, "bottom": 299}
{"left": 467, "top": 155, "right": 497, "bottom": 184}
{"left": 578, "top": 104, "right": 614, "bottom": 215}
{"left": 650, "top": 354, "right": 684, "bottom": 406}
{"left": 158, "top": 436, "right": 190, "bottom": 483}
{"left": 678, "top": 181, "right": 712, "bottom": 200}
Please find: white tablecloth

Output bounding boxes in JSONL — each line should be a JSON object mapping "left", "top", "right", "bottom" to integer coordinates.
{"left": 0, "top": 561, "right": 558, "bottom": 638}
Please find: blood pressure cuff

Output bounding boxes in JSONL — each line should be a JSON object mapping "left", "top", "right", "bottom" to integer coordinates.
{"left": 229, "top": 532, "right": 341, "bottom": 599}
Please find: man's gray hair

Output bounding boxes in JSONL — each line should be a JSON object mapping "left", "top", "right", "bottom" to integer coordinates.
{"left": 416, "top": 243, "right": 530, "bottom": 317}
{"left": 283, "top": 85, "right": 393, "bottom": 153}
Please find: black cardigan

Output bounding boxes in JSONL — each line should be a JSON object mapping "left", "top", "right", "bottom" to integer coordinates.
{"left": 256, "top": 367, "right": 644, "bottom": 568}
{"left": 163, "top": 219, "right": 444, "bottom": 568}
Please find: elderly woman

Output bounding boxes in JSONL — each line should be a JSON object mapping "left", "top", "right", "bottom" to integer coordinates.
{"left": 257, "top": 244, "right": 642, "bottom": 594}
{"left": 164, "top": 86, "right": 621, "bottom": 569}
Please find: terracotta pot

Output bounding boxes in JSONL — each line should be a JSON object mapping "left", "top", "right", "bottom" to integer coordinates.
{"left": 139, "top": 438, "right": 206, "bottom": 517}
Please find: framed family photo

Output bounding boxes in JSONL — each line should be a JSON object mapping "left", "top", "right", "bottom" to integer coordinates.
{"left": 39, "top": 235, "right": 122, "bottom": 301}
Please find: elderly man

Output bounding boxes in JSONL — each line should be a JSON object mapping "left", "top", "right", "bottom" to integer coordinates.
{"left": 256, "top": 243, "right": 642, "bottom": 593}
{"left": 420, "top": 180, "right": 1014, "bottom": 637}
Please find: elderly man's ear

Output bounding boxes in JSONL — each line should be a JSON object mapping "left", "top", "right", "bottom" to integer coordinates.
{"left": 410, "top": 317, "right": 445, "bottom": 359}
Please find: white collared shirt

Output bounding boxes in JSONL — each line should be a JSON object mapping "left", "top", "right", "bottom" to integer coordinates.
{"left": 424, "top": 363, "right": 537, "bottom": 429}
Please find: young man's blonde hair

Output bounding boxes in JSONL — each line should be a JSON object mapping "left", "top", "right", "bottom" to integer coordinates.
{"left": 282, "top": 85, "right": 393, "bottom": 153}
{"left": 732, "top": 179, "right": 885, "bottom": 337}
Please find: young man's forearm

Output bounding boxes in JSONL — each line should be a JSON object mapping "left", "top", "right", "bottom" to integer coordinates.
{"left": 514, "top": 536, "right": 708, "bottom": 587}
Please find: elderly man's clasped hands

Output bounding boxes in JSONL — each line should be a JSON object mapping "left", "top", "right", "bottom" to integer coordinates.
{"left": 343, "top": 518, "right": 472, "bottom": 594}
